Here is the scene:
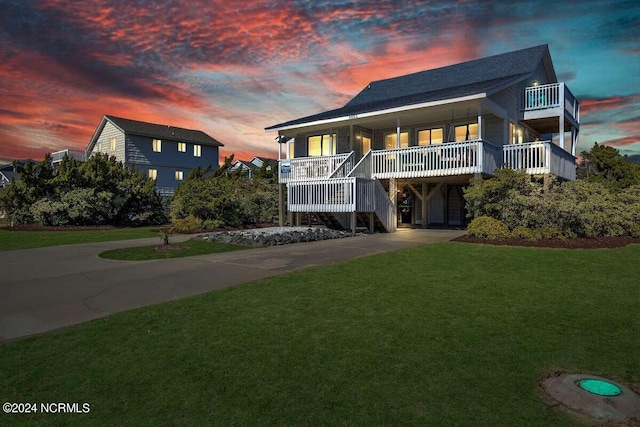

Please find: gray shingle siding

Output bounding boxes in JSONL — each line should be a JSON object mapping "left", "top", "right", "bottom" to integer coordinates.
{"left": 90, "top": 122, "right": 125, "bottom": 161}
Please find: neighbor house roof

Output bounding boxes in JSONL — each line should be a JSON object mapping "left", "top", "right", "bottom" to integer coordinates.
{"left": 86, "top": 115, "right": 224, "bottom": 155}
{"left": 266, "top": 45, "right": 553, "bottom": 131}
{"left": 105, "top": 116, "right": 224, "bottom": 147}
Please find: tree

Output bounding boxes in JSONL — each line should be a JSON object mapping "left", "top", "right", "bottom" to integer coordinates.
{"left": 578, "top": 143, "right": 640, "bottom": 189}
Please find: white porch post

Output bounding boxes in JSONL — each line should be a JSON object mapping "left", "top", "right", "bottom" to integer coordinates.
{"left": 477, "top": 105, "right": 483, "bottom": 140}
{"left": 329, "top": 128, "right": 334, "bottom": 155}
{"left": 396, "top": 118, "right": 401, "bottom": 148}
{"left": 278, "top": 135, "right": 282, "bottom": 160}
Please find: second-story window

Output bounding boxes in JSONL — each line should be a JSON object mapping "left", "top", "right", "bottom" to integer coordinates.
{"left": 417, "top": 128, "right": 444, "bottom": 146}
{"left": 384, "top": 132, "right": 409, "bottom": 149}
{"left": 194, "top": 144, "right": 201, "bottom": 157}
{"left": 153, "top": 139, "right": 162, "bottom": 152}
{"left": 454, "top": 124, "right": 478, "bottom": 142}
{"left": 307, "top": 133, "right": 337, "bottom": 157}
{"left": 109, "top": 137, "right": 116, "bottom": 151}
{"left": 178, "top": 142, "right": 186, "bottom": 152}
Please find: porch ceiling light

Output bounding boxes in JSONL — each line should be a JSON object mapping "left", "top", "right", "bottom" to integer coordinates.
{"left": 532, "top": 80, "right": 539, "bottom": 86}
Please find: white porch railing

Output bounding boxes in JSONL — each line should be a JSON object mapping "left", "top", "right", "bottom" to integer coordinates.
{"left": 287, "top": 177, "right": 394, "bottom": 231}
{"left": 288, "top": 177, "right": 356, "bottom": 212}
{"left": 328, "top": 151, "right": 355, "bottom": 178}
{"left": 524, "top": 83, "right": 579, "bottom": 121}
{"left": 370, "top": 140, "right": 501, "bottom": 179}
{"left": 503, "top": 141, "right": 576, "bottom": 180}
{"left": 279, "top": 153, "right": 351, "bottom": 183}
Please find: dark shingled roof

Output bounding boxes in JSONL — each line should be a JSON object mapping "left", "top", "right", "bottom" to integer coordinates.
{"left": 106, "top": 115, "right": 223, "bottom": 147}
{"left": 267, "top": 45, "right": 551, "bottom": 130}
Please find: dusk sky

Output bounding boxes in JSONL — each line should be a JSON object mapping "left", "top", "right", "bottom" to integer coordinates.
{"left": 0, "top": 0, "right": 638, "bottom": 165}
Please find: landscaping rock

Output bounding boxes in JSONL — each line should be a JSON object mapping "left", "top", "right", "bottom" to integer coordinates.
{"left": 195, "top": 227, "right": 354, "bottom": 247}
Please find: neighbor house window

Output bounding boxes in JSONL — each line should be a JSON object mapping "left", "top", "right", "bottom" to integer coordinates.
{"left": 384, "top": 132, "right": 409, "bottom": 149}
{"left": 109, "top": 137, "right": 116, "bottom": 151}
{"left": 454, "top": 124, "right": 478, "bottom": 142}
{"left": 417, "top": 128, "right": 444, "bottom": 146}
{"left": 148, "top": 169, "right": 157, "bottom": 179}
{"left": 175, "top": 171, "right": 183, "bottom": 181}
{"left": 307, "top": 133, "right": 337, "bottom": 157}
{"left": 153, "top": 139, "right": 162, "bottom": 152}
{"left": 177, "top": 142, "right": 186, "bottom": 152}
{"left": 194, "top": 144, "right": 201, "bottom": 157}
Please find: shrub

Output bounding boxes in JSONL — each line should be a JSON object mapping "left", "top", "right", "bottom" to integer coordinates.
{"left": 172, "top": 215, "right": 204, "bottom": 233}
{"left": 467, "top": 216, "right": 511, "bottom": 240}
{"left": 511, "top": 226, "right": 537, "bottom": 241}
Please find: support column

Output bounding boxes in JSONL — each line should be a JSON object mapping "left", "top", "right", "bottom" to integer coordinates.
{"left": 349, "top": 124, "right": 354, "bottom": 153}
{"left": 278, "top": 183, "right": 286, "bottom": 227}
{"left": 287, "top": 210, "right": 293, "bottom": 226}
{"left": 396, "top": 118, "right": 401, "bottom": 148}
{"left": 421, "top": 183, "right": 428, "bottom": 229}
{"left": 351, "top": 211, "right": 357, "bottom": 236}
{"left": 443, "top": 184, "right": 449, "bottom": 227}
{"left": 369, "top": 212, "right": 374, "bottom": 233}
{"left": 477, "top": 104, "right": 483, "bottom": 140}
{"left": 329, "top": 128, "right": 334, "bottom": 155}
{"left": 389, "top": 178, "right": 397, "bottom": 231}
{"left": 559, "top": 116, "right": 565, "bottom": 150}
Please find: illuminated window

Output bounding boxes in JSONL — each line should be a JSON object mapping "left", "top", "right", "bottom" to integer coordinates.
{"left": 509, "top": 123, "right": 524, "bottom": 144}
{"left": 384, "top": 132, "right": 409, "bottom": 149}
{"left": 177, "top": 142, "right": 186, "bottom": 152}
{"left": 148, "top": 169, "right": 157, "bottom": 179}
{"left": 362, "top": 136, "right": 371, "bottom": 154}
{"left": 194, "top": 144, "right": 201, "bottom": 157}
{"left": 417, "top": 128, "right": 444, "bottom": 146}
{"left": 454, "top": 124, "right": 478, "bottom": 142}
{"left": 152, "top": 139, "right": 162, "bottom": 152}
{"left": 175, "top": 170, "right": 183, "bottom": 181}
{"left": 307, "top": 134, "right": 337, "bottom": 156}
{"left": 288, "top": 141, "right": 294, "bottom": 159}
{"left": 109, "top": 138, "right": 116, "bottom": 151}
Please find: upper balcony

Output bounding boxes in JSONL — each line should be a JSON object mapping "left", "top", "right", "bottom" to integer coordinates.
{"left": 51, "top": 149, "right": 85, "bottom": 164}
{"left": 522, "top": 83, "right": 580, "bottom": 134}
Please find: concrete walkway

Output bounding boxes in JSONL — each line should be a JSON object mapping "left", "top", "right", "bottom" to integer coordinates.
{"left": 0, "top": 228, "right": 464, "bottom": 342}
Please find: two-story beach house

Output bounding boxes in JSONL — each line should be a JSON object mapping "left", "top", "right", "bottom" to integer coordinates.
{"left": 266, "top": 45, "right": 579, "bottom": 233}
{"left": 83, "top": 115, "right": 224, "bottom": 197}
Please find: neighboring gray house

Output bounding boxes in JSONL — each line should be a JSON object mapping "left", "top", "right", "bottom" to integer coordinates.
{"left": 230, "top": 156, "right": 278, "bottom": 178}
{"left": 85, "top": 115, "right": 224, "bottom": 197}
{"left": 267, "top": 45, "right": 579, "bottom": 232}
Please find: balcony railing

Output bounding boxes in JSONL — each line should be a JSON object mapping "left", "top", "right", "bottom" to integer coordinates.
{"left": 51, "top": 149, "right": 85, "bottom": 164}
{"left": 524, "top": 83, "right": 579, "bottom": 121}
{"left": 503, "top": 141, "right": 575, "bottom": 180}
{"left": 279, "top": 152, "right": 351, "bottom": 183}
{"left": 370, "top": 140, "right": 502, "bottom": 179}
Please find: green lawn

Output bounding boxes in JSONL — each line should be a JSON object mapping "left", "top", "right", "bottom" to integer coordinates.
{"left": 0, "top": 227, "right": 161, "bottom": 251}
{"left": 99, "top": 239, "right": 248, "bottom": 260}
{"left": 1, "top": 242, "right": 638, "bottom": 426}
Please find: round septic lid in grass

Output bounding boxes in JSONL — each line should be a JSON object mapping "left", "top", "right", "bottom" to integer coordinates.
{"left": 578, "top": 379, "right": 622, "bottom": 396}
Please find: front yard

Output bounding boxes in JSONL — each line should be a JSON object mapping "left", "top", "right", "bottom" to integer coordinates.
{"left": 1, "top": 242, "right": 638, "bottom": 426}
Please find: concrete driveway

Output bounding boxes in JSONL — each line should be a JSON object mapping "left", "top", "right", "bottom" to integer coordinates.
{"left": 0, "top": 228, "right": 464, "bottom": 342}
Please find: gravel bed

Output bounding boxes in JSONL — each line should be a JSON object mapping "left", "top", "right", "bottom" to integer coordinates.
{"left": 196, "top": 226, "right": 355, "bottom": 247}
